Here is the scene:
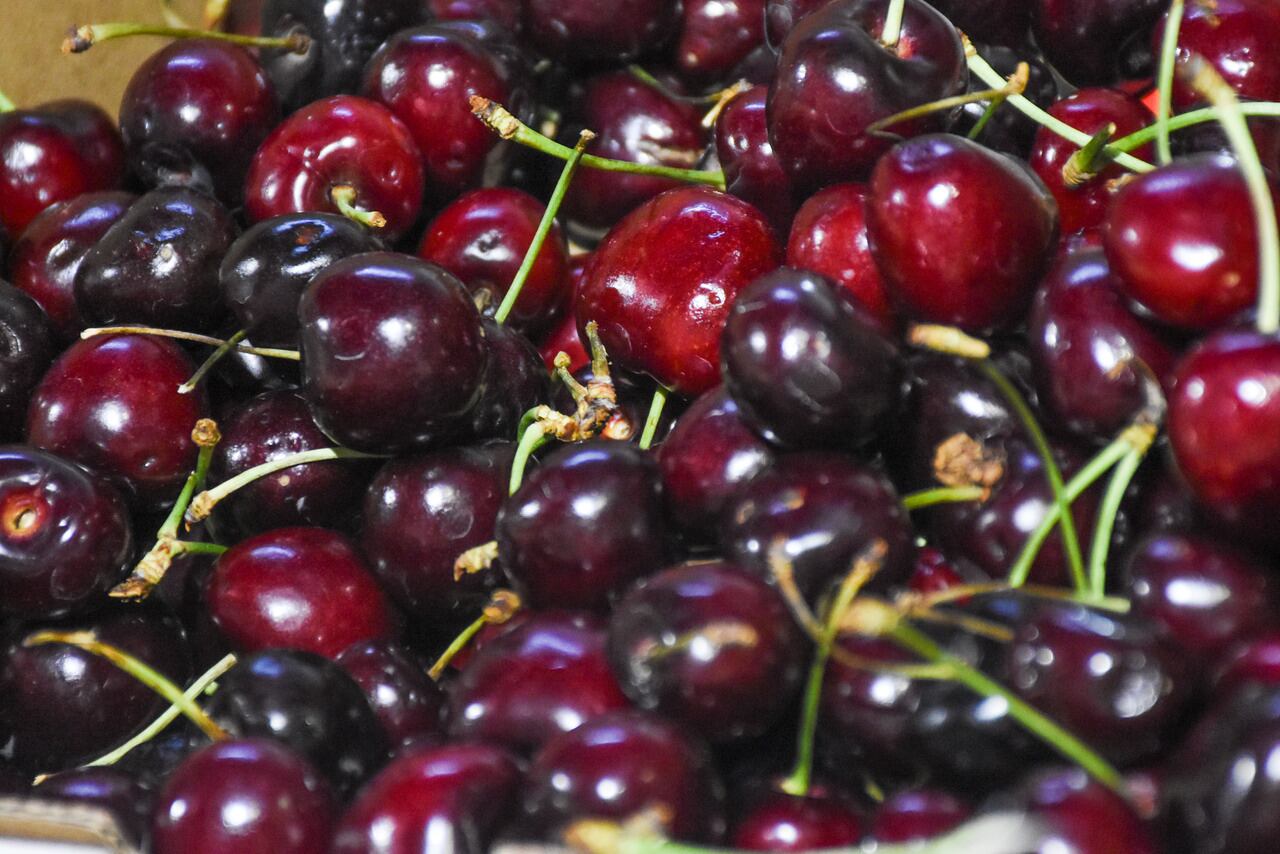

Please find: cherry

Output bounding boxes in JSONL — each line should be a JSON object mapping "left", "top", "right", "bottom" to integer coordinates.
{"left": 444, "top": 611, "right": 630, "bottom": 755}
{"left": 258, "top": 0, "right": 424, "bottom": 114}
{"left": 467, "top": 320, "right": 550, "bottom": 441}
{"left": 1006, "top": 604, "right": 1192, "bottom": 766}
{"left": 0, "top": 100, "right": 125, "bottom": 235}
{"left": 785, "top": 183, "right": 895, "bottom": 333}
{"left": 1027, "top": 247, "right": 1174, "bottom": 444}
{"left": 119, "top": 40, "right": 279, "bottom": 202}
{"left": 871, "top": 789, "right": 970, "bottom": 843}
{"left": 1032, "top": 0, "right": 1163, "bottom": 87}
{"left": 335, "top": 639, "right": 444, "bottom": 749}
{"left": 1105, "top": 155, "right": 1277, "bottom": 331}
{"left": 152, "top": 738, "right": 335, "bottom": 854}
{"left": 428, "top": 0, "right": 521, "bottom": 31}
{"left": 1028, "top": 88, "right": 1155, "bottom": 236}
{"left": 298, "top": 251, "right": 487, "bottom": 453}
{"left": 361, "top": 442, "right": 512, "bottom": 622}
{"left": 929, "top": 0, "right": 1031, "bottom": 48}
{"left": 0, "top": 606, "right": 191, "bottom": 773}
{"left": 720, "top": 452, "right": 914, "bottom": 602}
{"left": 764, "top": 0, "right": 831, "bottom": 46}
{"left": 866, "top": 133, "right": 1058, "bottom": 332}
{"left": 1022, "top": 767, "right": 1158, "bottom": 854}
{"left": 75, "top": 187, "right": 237, "bottom": 331}
{"left": 951, "top": 45, "right": 1062, "bottom": 158}
{"left": 1124, "top": 532, "right": 1276, "bottom": 672}
{"left": 721, "top": 268, "right": 903, "bottom": 449}
{"left": 220, "top": 212, "right": 382, "bottom": 349}
{"left": 1162, "top": 0, "right": 1280, "bottom": 109}
{"left": 731, "top": 789, "right": 865, "bottom": 851}
{"left": 520, "top": 710, "right": 727, "bottom": 842}
{"left": 0, "top": 283, "right": 54, "bottom": 441}
{"left": 35, "top": 768, "right": 152, "bottom": 845}
{"left": 498, "top": 441, "right": 668, "bottom": 611}
{"left": 578, "top": 186, "right": 782, "bottom": 395}
{"left": 673, "top": 0, "right": 766, "bottom": 89}
{"left": 563, "top": 71, "right": 707, "bottom": 233}
{"left": 204, "top": 526, "right": 397, "bottom": 659}
{"left": 331, "top": 742, "right": 521, "bottom": 854}
{"left": 7, "top": 191, "right": 132, "bottom": 341}
{"left": 715, "top": 84, "right": 797, "bottom": 241}
{"left": 204, "top": 648, "right": 389, "bottom": 797}
{"left": 26, "top": 334, "right": 208, "bottom": 510}
{"left": 768, "top": 0, "right": 967, "bottom": 195}
{"left": 657, "top": 387, "right": 776, "bottom": 544}
{"left": 522, "top": 0, "right": 679, "bottom": 64}
{"left": 607, "top": 561, "right": 806, "bottom": 742}
{"left": 244, "top": 95, "right": 425, "bottom": 241}
{"left": 1216, "top": 630, "right": 1280, "bottom": 696}
{"left": 907, "top": 546, "right": 973, "bottom": 597}
{"left": 418, "top": 187, "right": 571, "bottom": 337}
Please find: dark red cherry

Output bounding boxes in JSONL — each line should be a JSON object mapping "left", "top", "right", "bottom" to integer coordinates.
{"left": 1024, "top": 767, "right": 1158, "bottom": 854}
{"left": 0, "top": 283, "right": 54, "bottom": 441}
{"left": 951, "top": 45, "right": 1062, "bottom": 157}
{"left": 539, "top": 301, "right": 590, "bottom": 373}
{"left": 731, "top": 789, "right": 865, "bottom": 851}
{"left": 74, "top": 187, "right": 237, "bottom": 331}
{"left": 497, "top": 441, "right": 668, "bottom": 611}
{"left": 244, "top": 95, "right": 424, "bottom": 241}
{"left": 563, "top": 71, "right": 707, "bottom": 232}
{"left": 607, "top": 561, "right": 806, "bottom": 742}
{"left": 26, "top": 334, "right": 208, "bottom": 510}
{"left": 1032, "top": 0, "right": 1164, "bottom": 87}
{"left": 521, "top": 710, "right": 726, "bottom": 842}
{"left": 204, "top": 648, "right": 389, "bottom": 797}
{"left": 1006, "top": 604, "right": 1192, "bottom": 766}
{"left": 1028, "top": 88, "right": 1154, "bottom": 235}
{"left": 335, "top": 639, "right": 443, "bottom": 749}
{"left": 722, "top": 268, "right": 903, "bottom": 449}
{"left": 418, "top": 187, "right": 570, "bottom": 337}
{"left": 298, "top": 251, "right": 487, "bottom": 453}
{"left": 1105, "top": 155, "right": 1276, "bottom": 331}
{"left": 764, "top": 0, "right": 830, "bottom": 46}
{"left": 929, "top": 0, "right": 1031, "bottom": 48}
{"left": 1125, "top": 532, "right": 1276, "bottom": 672}
{"left": 444, "top": 611, "right": 629, "bottom": 755}
{"left": 204, "top": 527, "right": 396, "bottom": 658}
{"left": 768, "top": 0, "right": 967, "bottom": 194}
{"left": 871, "top": 790, "right": 970, "bottom": 843}
{"left": 152, "top": 738, "right": 335, "bottom": 854}
{"left": 258, "top": 0, "right": 424, "bottom": 114}
{"left": 428, "top": 0, "right": 521, "bottom": 31}
{"left": 331, "top": 742, "right": 520, "bottom": 854}
{"left": 1216, "top": 630, "right": 1280, "bottom": 696}
{"left": 522, "top": 0, "right": 678, "bottom": 64}
{"left": 657, "top": 387, "right": 775, "bottom": 543}
{"left": 35, "top": 768, "right": 151, "bottom": 846}
{"left": 361, "top": 442, "right": 512, "bottom": 622}
{"left": 0, "top": 606, "right": 190, "bottom": 773}
{"left": 0, "top": 100, "right": 125, "bottom": 235}
{"left": 1162, "top": 0, "right": 1280, "bottom": 110}
{"left": 211, "top": 390, "right": 375, "bottom": 537}
{"left": 7, "top": 191, "right": 133, "bottom": 341}
{"left": 0, "top": 446, "right": 132, "bottom": 620}
{"left": 577, "top": 186, "right": 782, "bottom": 395}
{"left": 119, "top": 40, "right": 279, "bottom": 202}
{"left": 673, "top": 0, "right": 766, "bottom": 88}
{"left": 465, "top": 319, "right": 551, "bottom": 441}
{"left": 220, "top": 213, "right": 382, "bottom": 349}
{"left": 721, "top": 452, "right": 914, "bottom": 602}
{"left": 866, "top": 133, "right": 1057, "bottom": 332}
{"left": 715, "top": 84, "right": 797, "bottom": 240}
{"left": 907, "top": 546, "right": 973, "bottom": 597}
{"left": 1027, "top": 248, "right": 1174, "bottom": 443}
{"left": 786, "top": 183, "right": 895, "bottom": 334}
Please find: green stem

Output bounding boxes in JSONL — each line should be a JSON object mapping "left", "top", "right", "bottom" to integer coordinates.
{"left": 510, "top": 421, "right": 552, "bottom": 495}
{"left": 881, "top": 0, "right": 906, "bottom": 47}
{"left": 158, "top": 439, "right": 216, "bottom": 540}
{"left": 495, "top": 131, "right": 591, "bottom": 326}
{"left": 178, "top": 330, "right": 246, "bottom": 394}
{"left": 1088, "top": 449, "right": 1145, "bottom": 597}
{"left": 330, "top": 184, "right": 386, "bottom": 230}
{"left": 82, "top": 326, "right": 300, "bottom": 360}
{"left": 637, "top": 386, "right": 670, "bottom": 451}
{"left": 0, "top": 88, "right": 15, "bottom": 113}
{"left": 902, "top": 485, "right": 987, "bottom": 511}
{"left": 429, "top": 614, "right": 487, "bottom": 680}
{"left": 62, "top": 22, "right": 309, "bottom": 54}
{"left": 966, "top": 95, "right": 1005, "bottom": 140}
{"left": 1107, "top": 102, "right": 1280, "bottom": 154}
{"left": 175, "top": 540, "right": 228, "bottom": 556}
{"left": 1155, "top": 0, "right": 1186, "bottom": 164}
{"left": 977, "top": 361, "right": 1087, "bottom": 593}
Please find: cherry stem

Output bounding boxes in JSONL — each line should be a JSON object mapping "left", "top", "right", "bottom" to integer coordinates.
{"left": 963, "top": 37, "right": 1154, "bottom": 173}
{"left": 1107, "top": 101, "right": 1280, "bottom": 154}
{"left": 1155, "top": 0, "right": 1186, "bottom": 164}
{"left": 495, "top": 130, "right": 594, "bottom": 326}
{"left": 700, "top": 80, "right": 752, "bottom": 130}
{"left": 81, "top": 326, "right": 300, "bottom": 360}
{"left": 1088, "top": 448, "right": 1145, "bottom": 597}
{"left": 902, "top": 484, "right": 986, "bottom": 510}
{"left": 881, "top": 0, "right": 906, "bottom": 47}
{"left": 83, "top": 653, "right": 236, "bottom": 770}
{"left": 866, "top": 63, "right": 1028, "bottom": 137}
{"left": 62, "top": 22, "right": 310, "bottom": 55}
{"left": 179, "top": 329, "right": 246, "bottom": 394}
{"left": 427, "top": 590, "right": 521, "bottom": 680}
{"left": 1182, "top": 55, "right": 1280, "bottom": 335}
{"left": 470, "top": 97, "right": 726, "bottom": 191}
{"left": 510, "top": 420, "right": 552, "bottom": 495}
{"left": 905, "top": 581, "right": 1130, "bottom": 614}
{"left": 186, "top": 446, "right": 385, "bottom": 525}
{"left": 1061, "top": 123, "right": 1117, "bottom": 188}
{"left": 22, "top": 631, "right": 228, "bottom": 743}
{"left": 330, "top": 184, "right": 387, "bottom": 230}
{"left": 0, "top": 88, "right": 15, "bottom": 113}
{"left": 966, "top": 95, "right": 1005, "bottom": 141}
{"left": 637, "top": 386, "right": 670, "bottom": 451}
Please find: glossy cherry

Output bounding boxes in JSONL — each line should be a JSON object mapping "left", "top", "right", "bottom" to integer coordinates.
{"left": 1031, "top": 0, "right": 1164, "bottom": 86}
{"left": 871, "top": 790, "right": 970, "bottom": 843}
{"left": 1023, "top": 767, "right": 1158, "bottom": 854}
{"left": 722, "top": 268, "right": 903, "bottom": 449}
{"left": 335, "top": 639, "right": 444, "bottom": 748}
{"left": 866, "top": 133, "right": 1057, "bottom": 332}
{"left": 444, "top": 611, "right": 630, "bottom": 755}
{"left": 578, "top": 186, "right": 781, "bottom": 395}
{"left": 522, "top": 0, "right": 678, "bottom": 64}
{"left": 244, "top": 95, "right": 424, "bottom": 241}
{"left": 298, "top": 251, "right": 487, "bottom": 453}
{"left": 714, "top": 84, "right": 796, "bottom": 239}
{"left": 521, "top": 710, "right": 727, "bottom": 842}
{"left": 35, "top": 768, "right": 152, "bottom": 845}
{"left": 673, "top": 0, "right": 766, "bottom": 88}
{"left": 152, "top": 738, "right": 335, "bottom": 854}
{"left": 26, "top": 334, "right": 208, "bottom": 510}
{"left": 497, "top": 441, "right": 668, "bottom": 611}
{"left": 731, "top": 789, "right": 865, "bottom": 851}
{"left": 768, "top": 0, "right": 967, "bottom": 194}
{"left": 0, "top": 282, "right": 54, "bottom": 440}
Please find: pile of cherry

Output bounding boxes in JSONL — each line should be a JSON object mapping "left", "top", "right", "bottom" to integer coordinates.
{"left": 7, "top": 0, "right": 1280, "bottom": 851}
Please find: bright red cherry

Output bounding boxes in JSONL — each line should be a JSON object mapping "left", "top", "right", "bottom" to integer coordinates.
{"left": 1161, "top": 0, "right": 1280, "bottom": 110}
{"left": 731, "top": 789, "right": 865, "bottom": 851}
